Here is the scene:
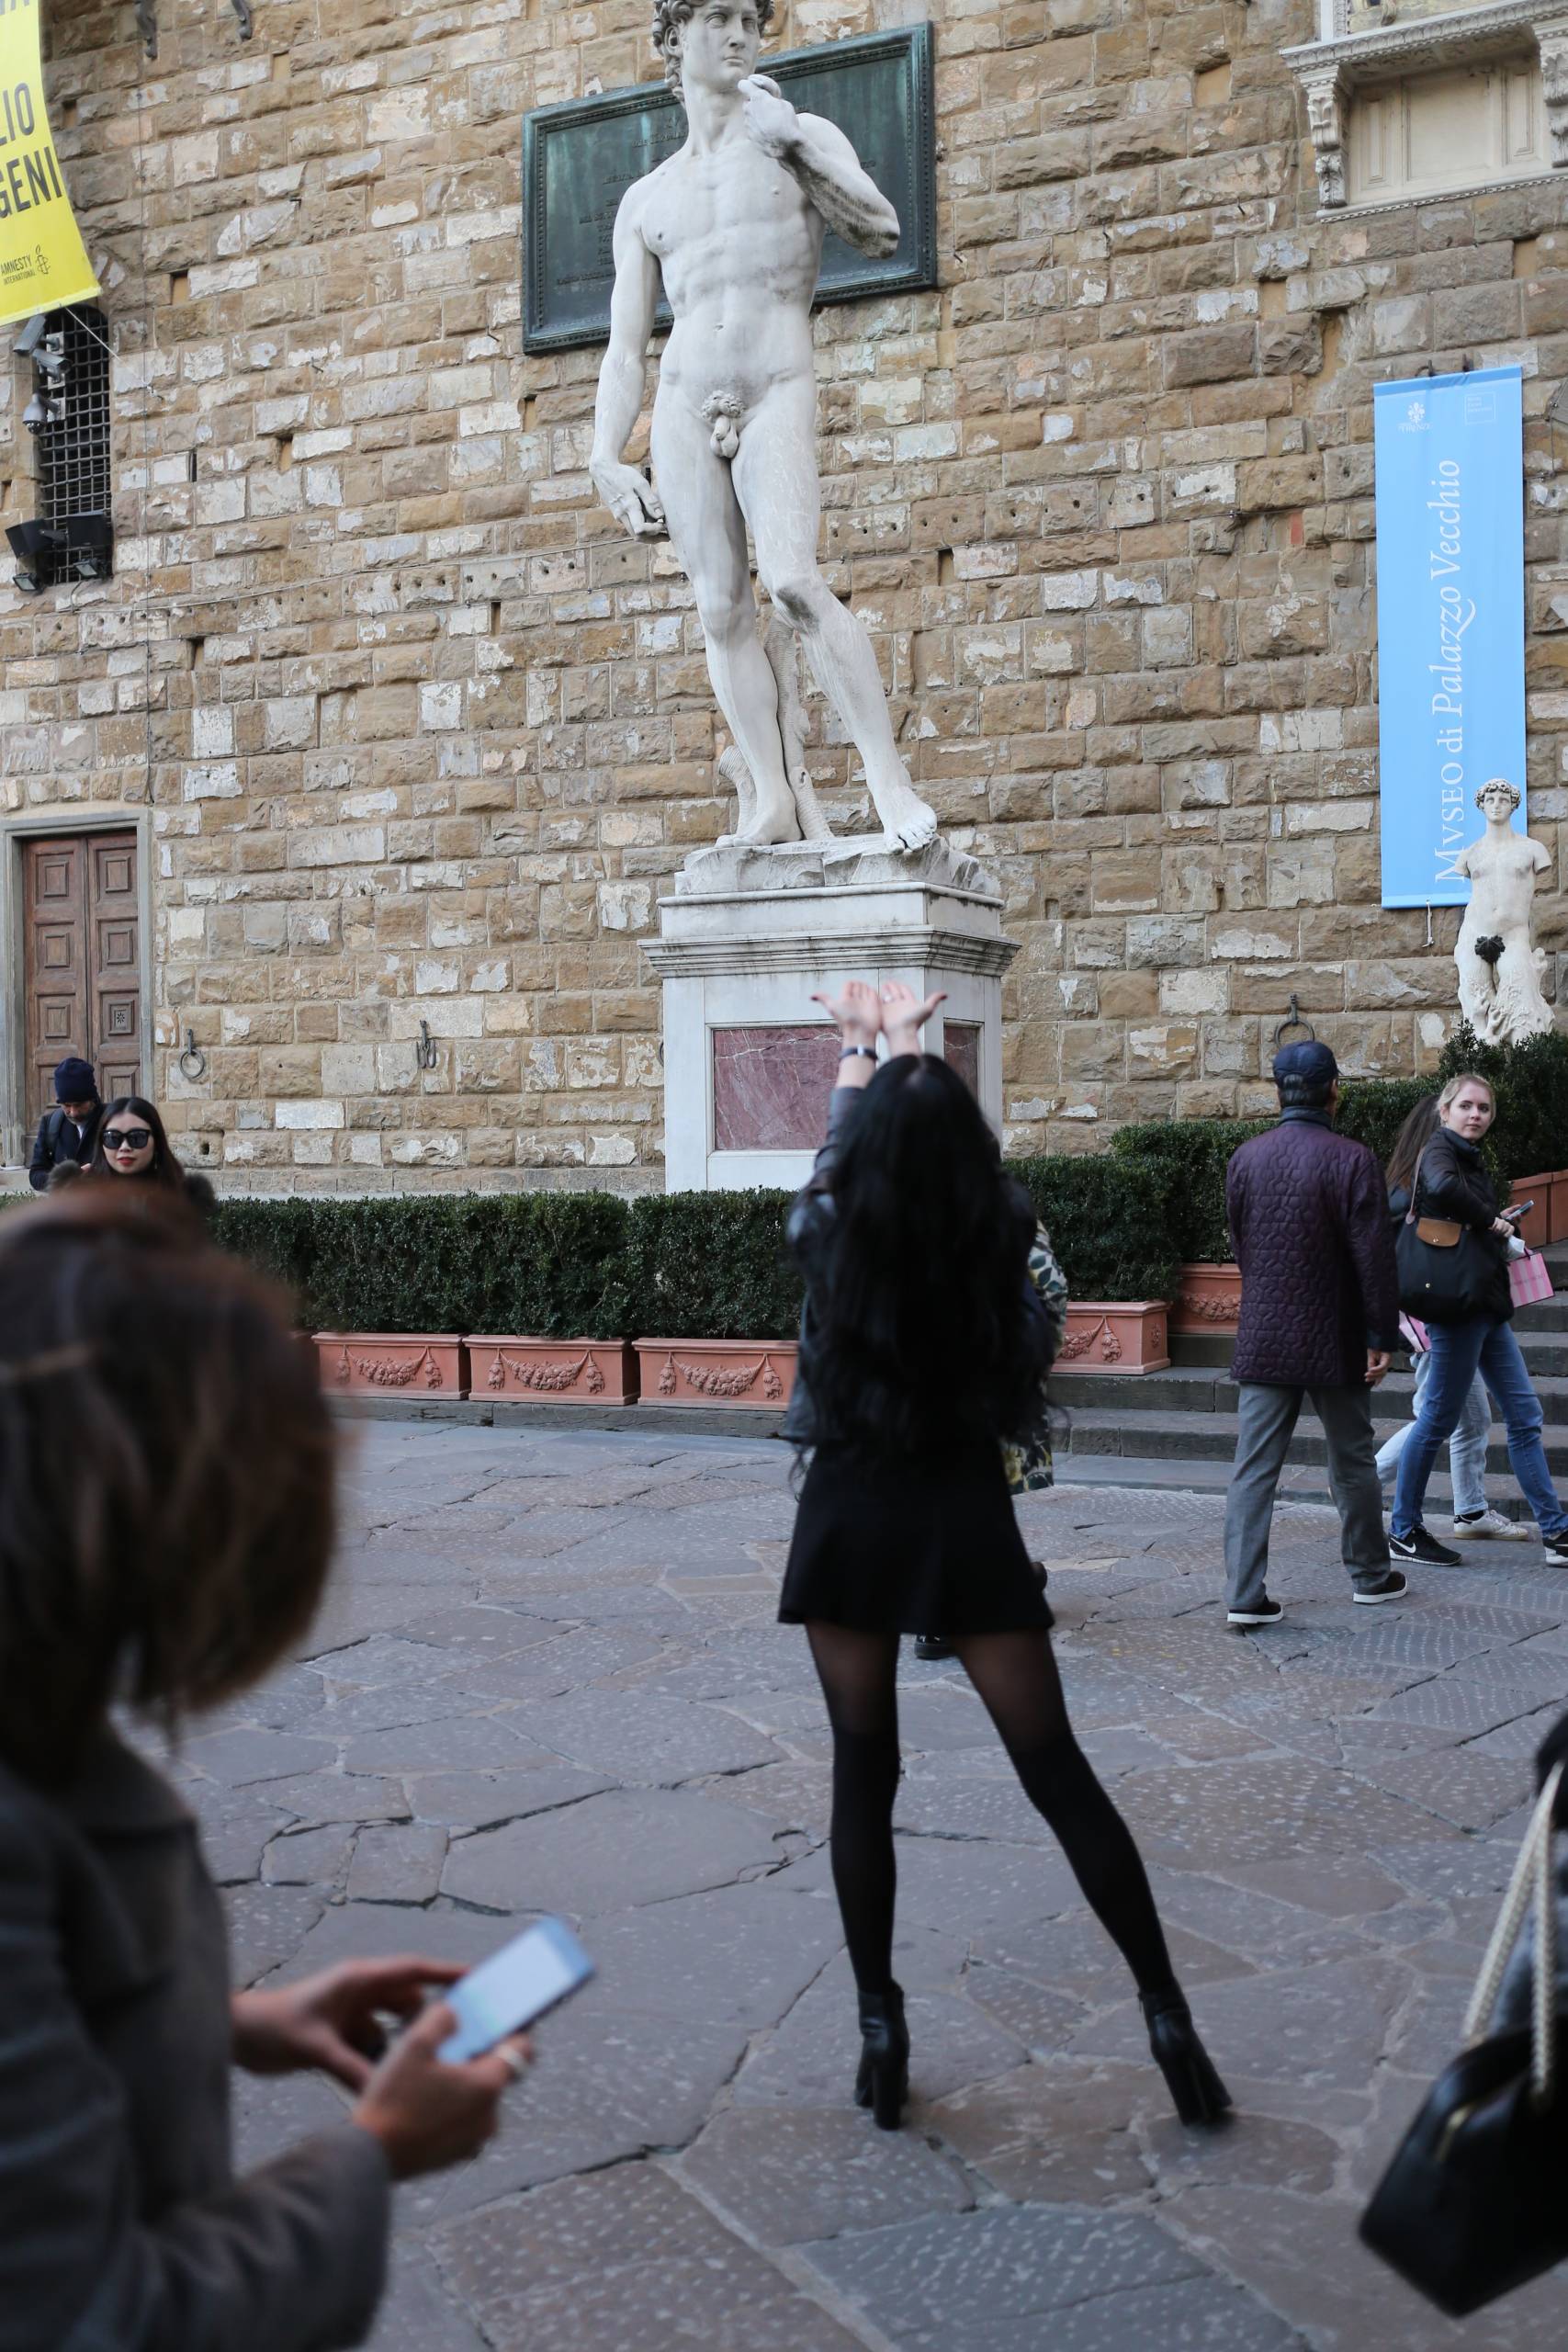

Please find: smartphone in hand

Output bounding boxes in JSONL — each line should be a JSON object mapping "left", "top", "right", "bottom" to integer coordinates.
{"left": 438, "top": 1918, "right": 594, "bottom": 2064}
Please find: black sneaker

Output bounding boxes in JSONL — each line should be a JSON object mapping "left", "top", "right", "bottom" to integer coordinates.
{"left": 1388, "top": 1526, "right": 1461, "bottom": 1566}
{"left": 1227, "top": 1596, "right": 1283, "bottom": 1627}
{"left": 913, "top": 1634, "right": 953, "bottom": 1661}
{"left": 1354, "top": 1569, "right": 1410, "bottom": 1605}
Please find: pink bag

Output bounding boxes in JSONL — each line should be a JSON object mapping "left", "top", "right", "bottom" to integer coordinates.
{"left": 1509, "top": 1249, "right": 1554, "bottom": 1309}
{"left": 1399, "top": 1312, "right": 1429, "bottom": 1353}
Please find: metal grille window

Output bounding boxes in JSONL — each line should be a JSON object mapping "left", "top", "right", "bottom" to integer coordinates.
{"left": 8, "top": 303, "right": 112, "bottom": 592}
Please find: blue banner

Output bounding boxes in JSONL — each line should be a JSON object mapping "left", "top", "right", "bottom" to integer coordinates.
{"left": 1373, "top": 366, "right": 1525, "bottom": 908}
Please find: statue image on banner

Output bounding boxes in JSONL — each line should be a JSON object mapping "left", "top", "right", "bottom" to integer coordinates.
{"left": 589, "top": 0, "right": 938, "bottom": 853}
{"left": 1454, "top": 778, "right": 1557, "bottom": 1045}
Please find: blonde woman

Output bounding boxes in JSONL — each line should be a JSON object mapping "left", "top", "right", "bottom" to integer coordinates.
{"left": 1389, "top": 1072, "right": 1568, "bottom": 1564}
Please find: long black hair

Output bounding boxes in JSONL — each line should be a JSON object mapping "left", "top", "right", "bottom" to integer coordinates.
{"left": 1385, "top": 1094, "right": 1439, "bottom": 1202}
{"left": 89, "top": 1096, "right": 183, "bottom": 1189}
{"left": 804, "top": 1054, "right": 1043, "bottom": 1457}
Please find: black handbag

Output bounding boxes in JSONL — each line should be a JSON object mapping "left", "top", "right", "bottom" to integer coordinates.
{"left": 1394, "top": 1150, "right": 1497, "bottom": 1324}
{"left": 1359, "top": 1765, "right": 1568, "bottom": 2316}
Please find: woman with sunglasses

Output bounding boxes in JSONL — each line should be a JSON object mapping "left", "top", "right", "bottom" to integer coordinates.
{"left": 89, "top": 1095, "right": 183, "bottom": 1188}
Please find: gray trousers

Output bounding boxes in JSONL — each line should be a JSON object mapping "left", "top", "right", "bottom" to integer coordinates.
{"left": 1224, "top": 1382, "right": 1392, "bottom": 1612}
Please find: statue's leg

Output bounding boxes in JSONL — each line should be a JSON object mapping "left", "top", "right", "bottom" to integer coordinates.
{"left": 650, "top": 390, "right": 799, "bottom": 846}
{"left": 735, "top": 377, "right": 936, "bottom": 851}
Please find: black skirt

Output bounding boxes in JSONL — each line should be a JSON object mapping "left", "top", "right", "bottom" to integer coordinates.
{"left": 778, "top": 1437, "right": 1050, "bottom": 1635}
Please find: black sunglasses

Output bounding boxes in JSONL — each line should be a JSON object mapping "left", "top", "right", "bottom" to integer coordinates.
{"left": 104, "top": 1128, "right": 153, "bottom": 1152}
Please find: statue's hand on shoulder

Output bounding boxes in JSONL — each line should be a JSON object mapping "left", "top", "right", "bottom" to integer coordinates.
{"left": 592, "top": 459, "right": 666, "bottom": 541}
{"left": 739, "top": 74, "right": 799, "bottom": 163}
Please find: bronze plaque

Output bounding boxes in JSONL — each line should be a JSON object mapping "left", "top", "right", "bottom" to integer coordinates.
{"left": 522, "top": 23, "right": 936, "bottom": 354}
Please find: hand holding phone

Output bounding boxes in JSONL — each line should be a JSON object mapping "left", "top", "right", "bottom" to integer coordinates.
{"left": 437, "top": 1917, "right": 594, "bottom": 2064}
{"left": 1505, "top": 1201, "right": 1532, "bottom": 1222}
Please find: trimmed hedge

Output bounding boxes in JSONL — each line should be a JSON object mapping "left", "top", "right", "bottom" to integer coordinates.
{"left": 1437, "top": 1022, "right": 1568, "bottom": 1186}
{"left": 624, "top": 1189, "right": 802, "bottom": 1341}
{"left": 1010, "top": 1154, "right": 1180, "bottom": 1304}
{"left": 211, "top": 1193, "right": 635, "bottom": 1341}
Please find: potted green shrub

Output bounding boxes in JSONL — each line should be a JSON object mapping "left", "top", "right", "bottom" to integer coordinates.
{"left": 626, "top": 1190, "right": 801, "bottom": 1408}
{"left": 1011, "top": 1155, "right": 1180, "bottom": 1374}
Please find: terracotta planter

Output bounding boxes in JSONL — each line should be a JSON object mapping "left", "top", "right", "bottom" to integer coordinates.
{"left": 315, "top": 1333, "right": 468, "bottom": 1398}
{"left": 1055, "top": 1302, "right": 1169, "bottom": 1374}
{"left": 1508, "top": 1176, "right": 1555, "bottom": 1252}
{"left": 1168, "top": 1261, "right": 1243, "bottom": 1338}
{"left": 464, "top": 1337, "right": 637, "bottom": 1406}
{"left": 634, "top": 1338, "right": 797, "bottom": 1408}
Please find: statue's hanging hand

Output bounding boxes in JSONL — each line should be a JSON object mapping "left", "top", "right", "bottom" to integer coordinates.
{"left": 739, "top": 74, "right": 799, "bottom": 162}
{"left": 591, "top": 459, "right": 666, "bottom": 542}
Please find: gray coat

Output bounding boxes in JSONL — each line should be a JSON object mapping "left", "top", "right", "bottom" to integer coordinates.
{"left": 0, "top": 1731, "right": 389, "bottom": 2351}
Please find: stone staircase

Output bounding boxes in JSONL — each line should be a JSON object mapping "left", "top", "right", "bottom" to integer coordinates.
{"left": 1047, "top": 1242, "right": 1568, "bottom": 1521}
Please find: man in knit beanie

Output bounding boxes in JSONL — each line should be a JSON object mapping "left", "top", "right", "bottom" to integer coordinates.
{"left": 28, "top": 1057, "right": 103, "bottom": 1191}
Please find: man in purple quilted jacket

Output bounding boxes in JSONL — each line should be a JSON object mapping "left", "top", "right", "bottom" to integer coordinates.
{"left": 1222, "top": 1040, "right": 1407, "bottom": 1626}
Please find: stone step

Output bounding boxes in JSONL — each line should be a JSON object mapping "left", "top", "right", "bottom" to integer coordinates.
{"left": 1052, "top": 1453, "right": 1545, "bottom": 1524}
{"left": 1050, "top": 1366, "right": 1568, "bottom": 1418}
{"left": 1057, "top": 1405, "right": 1568, "bottom": 1480}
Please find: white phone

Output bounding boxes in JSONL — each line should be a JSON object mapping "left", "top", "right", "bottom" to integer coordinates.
{"left": 437, "top": 1917, "right": 595, "bottom": 2064}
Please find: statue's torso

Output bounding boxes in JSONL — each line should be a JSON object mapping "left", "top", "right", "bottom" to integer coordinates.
{"left": 637, "top": 136, "right": 824, "bottom": 403}
{"left": 1461, "top": 830, "right": 1544, "bottom": 931}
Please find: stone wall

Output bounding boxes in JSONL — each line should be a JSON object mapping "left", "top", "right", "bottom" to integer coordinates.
{"left": 4, "top": 0, "right": 1566, "bottom": 1184}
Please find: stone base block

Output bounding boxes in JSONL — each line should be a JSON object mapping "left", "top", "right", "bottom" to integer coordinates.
{"left": 644, "top": 835, "right": 1018, "bottom": 1192}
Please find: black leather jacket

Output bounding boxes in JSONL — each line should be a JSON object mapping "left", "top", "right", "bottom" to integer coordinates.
{"left": 1412, "top": 1128, "right": 1511, "bottom": 1324}
{"left": 782, "top": 1087, "right": 1052, "bottom": 1451}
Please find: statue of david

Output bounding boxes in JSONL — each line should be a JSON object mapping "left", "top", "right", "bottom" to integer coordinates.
{"left": 589, "top": 0, "right": 938, "bottom": 852}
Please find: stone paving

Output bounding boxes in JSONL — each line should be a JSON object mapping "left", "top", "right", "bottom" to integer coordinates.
{"left": 164, "top": 1421, "right": 1568, "bottom": 2350}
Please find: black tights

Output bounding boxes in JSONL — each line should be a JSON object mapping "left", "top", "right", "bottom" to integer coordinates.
{"left": 807, "top": 1623, "right": 1175, "bottom": 2002}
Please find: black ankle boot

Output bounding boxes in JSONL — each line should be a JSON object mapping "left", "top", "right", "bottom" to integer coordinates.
{"left": 854, "top": 1983, "right": 909, "bottom": 2131}
{"left": 1140, "top": 1988, "right": 1231, "bottom": 2127}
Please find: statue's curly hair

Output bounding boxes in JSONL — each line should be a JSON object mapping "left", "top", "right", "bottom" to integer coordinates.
{"left": 651, "top": 0, "right": 775, "bottom": 93}
{"left": 1475, "top": 776, "right": 1522, "bottom": 813}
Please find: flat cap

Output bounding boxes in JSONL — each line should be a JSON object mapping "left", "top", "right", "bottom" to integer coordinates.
{"left": 1271, "top": 1038, "right": 1338, "bottom": 1089}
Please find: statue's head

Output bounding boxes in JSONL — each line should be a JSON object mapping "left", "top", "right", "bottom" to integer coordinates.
{"left": 652, "top": 0, "right": 773, "bottom": 98}
{"left": 1476, "top": 776, "right": 1521, "bottom": 820}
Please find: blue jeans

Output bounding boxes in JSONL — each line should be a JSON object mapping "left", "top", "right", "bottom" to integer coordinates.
{"left": 1376, "top": 1350, "right": 1490, "bottom": 1520}
{"left": 1391, "top": 1317, "right": 1567, "bottom": 1540}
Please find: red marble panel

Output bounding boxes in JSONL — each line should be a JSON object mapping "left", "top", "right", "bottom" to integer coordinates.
{"left": 713, "top": 1024, "right": 842, "bottom": 1151}
{"left": 943, "top": 1022, "right": 980, "bottom": 1096}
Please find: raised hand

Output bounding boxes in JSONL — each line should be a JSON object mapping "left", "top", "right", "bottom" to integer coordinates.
{"left": 811, "top": 979, "right": 882, "bottom": 1045}
{"left": 878, "top": 980, "right": 945, "bottom": 1054}
{"left": 590, "top": 458, "right": 666, "bottom": 541}
{"left": 739, "top": 74, "right": 799, "bottom": 162}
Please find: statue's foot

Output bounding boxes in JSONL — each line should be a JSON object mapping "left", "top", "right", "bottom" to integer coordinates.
{"left": 871, "top": 780, "right": 939, "bottom": 852}
{"left": 724, "top": 805, "right": 805, "bottom": 848}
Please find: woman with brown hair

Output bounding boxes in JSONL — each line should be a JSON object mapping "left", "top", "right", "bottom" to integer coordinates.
{"left": 0, "top": 1192, "right": 528, "bottom": 2350}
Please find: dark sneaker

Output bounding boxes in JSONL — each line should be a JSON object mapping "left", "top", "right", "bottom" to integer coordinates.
{"left": 913, "top": 1634, "right": 953, "bottom": 1661}
{"left": 1389, "top": 1526, "right": 1461, "bottom": 1566}
{"left": 1354, "top": 1569, "right": 1410, "bottom": 1605}
{"left": 1227, "top": 1596, "right": 1283, "bottom": 1627}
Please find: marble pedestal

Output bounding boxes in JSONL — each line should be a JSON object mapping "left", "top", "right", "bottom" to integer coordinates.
{"left": 642, "top": 838, "right": 1019, "bottom": 1193}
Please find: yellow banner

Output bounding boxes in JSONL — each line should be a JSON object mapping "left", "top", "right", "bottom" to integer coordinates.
{"left": 0, "top": 0, "right": 97, "bottom": 330}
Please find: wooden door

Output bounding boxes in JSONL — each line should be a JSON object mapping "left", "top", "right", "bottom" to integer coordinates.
{"left": 22, "top": 831, "right": 140, "bottom": 1124}
{"left": 89, "top": 833, "right": 141, "bottom": 1101}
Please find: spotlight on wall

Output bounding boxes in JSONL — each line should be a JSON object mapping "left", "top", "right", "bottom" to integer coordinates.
{"left": 12, "top": 311, "right": 46, "bottom": 357}
{"left": 6, "top": 517, "right": 58, "bottom": 594}
{"left": 61, "top": 511, "right": 113, "bottom": 580}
